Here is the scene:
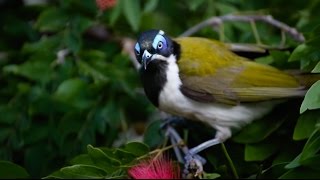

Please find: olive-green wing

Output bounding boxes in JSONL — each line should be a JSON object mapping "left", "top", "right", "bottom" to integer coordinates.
{"left": 175, "top": 37, "right": 305, "bottom": 105}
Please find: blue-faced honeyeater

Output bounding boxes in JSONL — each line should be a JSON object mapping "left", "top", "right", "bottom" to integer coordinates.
{"left": 134, "top": 29, "right": 320, "bottom": 150}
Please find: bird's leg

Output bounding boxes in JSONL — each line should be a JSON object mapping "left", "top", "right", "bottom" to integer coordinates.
{"left": 189, "top": 138, "right": 221, "bottom": 155}
{"left": 162, "top": 118, "right": 207, "bottom": 177}
{"left": 161, "top": 116, "right": 186, "bottom": 163}
{"left": 169, "top": 136, "right": 184, "bottom": 163}
{"left": 160, "top": 116, "right": 186, "bottom": 129}
{"left": 189, "top": 126, "right": 231, "bottom": 155}
{"left": 165, "top": 126, "right": 206, "bottom": 178}
{"left": 183, "top": 127, "right": 232, "bottom": 177}
{"left": 162, "top": 118, "right": 206, "bottom": 161}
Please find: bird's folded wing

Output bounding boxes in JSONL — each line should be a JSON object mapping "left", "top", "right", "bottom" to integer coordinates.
{"left": 175, "top": 37, "right": 305, "bottom": 105}
{"left": 180, "top": 72, "right": 305, "bottom": 105}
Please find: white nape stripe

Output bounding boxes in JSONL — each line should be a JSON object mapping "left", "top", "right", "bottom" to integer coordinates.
{"left": 159, "top": 30, "right": 165, "bottom": 35}
{"left": 157, "top": 54, "right": 279, "bottom": 141}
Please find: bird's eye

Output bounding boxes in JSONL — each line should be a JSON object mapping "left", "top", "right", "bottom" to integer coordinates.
{"left": 157, "top": 41, "right": 163, "bottom": 49}
{"left": 152, "top": 34, "right": 167, "bottom": 51}
{"left": 134, "top": 43, "right": 140, "bottom": 55}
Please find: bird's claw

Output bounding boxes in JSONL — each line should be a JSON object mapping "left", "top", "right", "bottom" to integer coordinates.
{"left": 183, "top": 154, "right": 206, "bottom": 178}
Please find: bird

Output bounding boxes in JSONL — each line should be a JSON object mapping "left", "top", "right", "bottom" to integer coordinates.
{"left": 134, "top": 29, "right": 319, "bottom": 155}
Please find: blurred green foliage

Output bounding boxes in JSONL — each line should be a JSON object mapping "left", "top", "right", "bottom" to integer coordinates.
{"left": 0, "top": 0, "right": 320, "bottom": 179}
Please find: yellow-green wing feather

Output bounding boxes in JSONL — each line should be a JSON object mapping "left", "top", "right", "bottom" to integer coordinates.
{"left": 175, "top": 37, "right": 305, "bottom": 105}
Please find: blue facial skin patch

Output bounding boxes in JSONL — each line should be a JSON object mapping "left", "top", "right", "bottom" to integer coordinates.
{"left": 152, "top": 34, "right": 167, "bottom": 50}
{"left": 135, "top": 43, "right": 140, "bottom": 54}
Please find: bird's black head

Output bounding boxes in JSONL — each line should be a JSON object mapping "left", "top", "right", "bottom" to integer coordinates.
{"left": 134, "top": 29, "right": 177, "bottom": 70}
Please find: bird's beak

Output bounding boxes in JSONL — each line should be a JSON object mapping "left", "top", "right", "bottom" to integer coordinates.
{"left": 142, "top": 50, "right": 153, "bottom": 70}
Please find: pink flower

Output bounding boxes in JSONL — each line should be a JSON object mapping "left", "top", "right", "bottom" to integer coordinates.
{"left": 128, "top": 154, "right": 181, "bottom": 179}
{"left": 95, "top": 0, "right": 117, "bottom": 11}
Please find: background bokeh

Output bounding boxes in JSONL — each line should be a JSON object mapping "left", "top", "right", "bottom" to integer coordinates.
{"left": 0, "top": 0, "right": 320, "bottom": 178}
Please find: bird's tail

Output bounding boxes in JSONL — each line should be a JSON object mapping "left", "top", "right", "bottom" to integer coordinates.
{"left": 287, "top": 70, "right": 320, "bottom": 88}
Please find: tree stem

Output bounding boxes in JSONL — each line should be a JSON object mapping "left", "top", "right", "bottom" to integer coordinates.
{"left": 221, "top": 143, "right": 239, "bottom": 179}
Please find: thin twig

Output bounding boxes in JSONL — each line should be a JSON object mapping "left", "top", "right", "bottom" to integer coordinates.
{"left": 170, "top": 136, "right": 184, "bottom": 163}
{"left": 280, "top": 30, "right": 286, "bottom": 47}
{"left": 219, "top": 23, "right": 224, "bottom": 42}
{"left": 221, "top": 143, "right": 239, "bottom": 179}
{"left": 180, "top": 14, "right": 305, "bottom": 43}
{"left": 166, "top": 126, "right": 189, "bottom": 155}
{"left": 136, "top": 144, "right": 176, "bottom": 161}
{"left": 250, "top": 20, "right": 262, "bottom": 45}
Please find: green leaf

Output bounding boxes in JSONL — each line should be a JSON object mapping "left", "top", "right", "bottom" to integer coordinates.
{"left": 293, "top": 111, "right": 320, "bottom": 140}
{"left": 103, "top": 101, "right": 123, "bottom": 127}
{"left": 285, "top": 154, "right": 301, "bottom": 169}
{"left": 300, "top": 128, "right": 320, "bottom": 161}
{"left": 113, "top": 149, "right": 137, "bottom": 164}
{"left": 54, "top": 78, "right": 87, "bottom": 102}
{"left": 215, "top": 1, "right": 237, "bottom": 14}
{"left": 72, "top": 15, "right": 93, "bottom": 34}
{"left": 122, "top": 141, "right": 149, "bottom": 157}
{"left": 232, "top": 111, "right": 286, "bottom": 143}
{"left": 255, "top": 55, "right": 274, "bottom": 65}
{"left": 312, "top": 61, "right": 320, "bottom": 73}
{"left": 54, "top": 78, "right": 92, "bottom": 109}
{"left": 122, "top": 0, "right": 141, "bottom": 32}
{"left": 110, "top": 0, "right": 122, "bottom": 25}
{"left": 288, "top": 44, "right": 320, "bottom": 71}
{"left": 0, "top": 129, "right": 11, "bottom": 143}
{"left": 270, "top": 50, "right": 291, "bottom": 67}
{"left": 143, "top": 0, "right": 159, "bottom": 13}
{"left": 24, "top": 124, "right": 49, "bottom": 145}
{"left": 0, "top": 106, "right": 19, "bottom": 124}
{"left": 22, "top": 35, "right": 60, "bottom": 54}
{"left": 70, "top": 154, "right": 95, "bottom": 166}
{"left": 279, "top": 167, "right": 320, "bottom": 179}
{"left": 3, "top": 60, "right": 52, "bottom": 83}
{"left": 307, "top": 25, "right": 320, "bottom": 43}
{"left": 77, "top": 60, "right": 109, "bottom": 84}
{"left": 300, "top": 155, "right": 320, "bottom": 170}
{"left": 143, "top": 120, "right": 165, "bottom": 148}
{"left": 87, "top": 145, "right": 120, "bottom": 173}
{"left": 245, "top": 139, "right": 279, "bottom": 161}
{"left": 203, "top": 172, "right": 221, "bottom": 179}
{"left": 261, "top": 163, "right": 287, "bottom": 179}
{"left": 35, "top": 8, "right": 69, "bottom": 32}
{"left": 79, "top": 50, "right": 107, "bottom": 62}
{"left": 0, "top": 161, "right": 30, "bottom": 178}
{"left": 186, "top": 0, "right": 206, "bottom": 11}
{"left": 60, "top": 164, "right": 107, "bottom": 179}
{"left": 64, "top": 29, "right": 82, "bottom": 53}
{"left": 300, "top": 81, "right": 320, "bottom": 113}
{"left": 288, "top": 44, "right": 307, "bottom": 62}
{"left": 58, "top": 112, "right": 83, "bottom": 141}
{"left": 44, "top": 170, "right": 74, "bottom": 179}
{"left": 24, "top": 145, "right": 52, "bottom": 177}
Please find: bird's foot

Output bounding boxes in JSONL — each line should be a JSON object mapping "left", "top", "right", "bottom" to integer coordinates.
{"left": 182, "top": 138, "right": 221, "bottom": 178}
{"left": 183, "top": 153, "right": 206, "bottom": 178}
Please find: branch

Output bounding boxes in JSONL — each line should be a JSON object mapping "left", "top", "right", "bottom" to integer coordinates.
{"left": 180, "top": 14, "right": 305, "bottom": 43}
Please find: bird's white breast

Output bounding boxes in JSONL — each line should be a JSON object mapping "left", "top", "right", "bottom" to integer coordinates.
{"left": 158, "top": 55, "right": 279, "bottom": 140}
